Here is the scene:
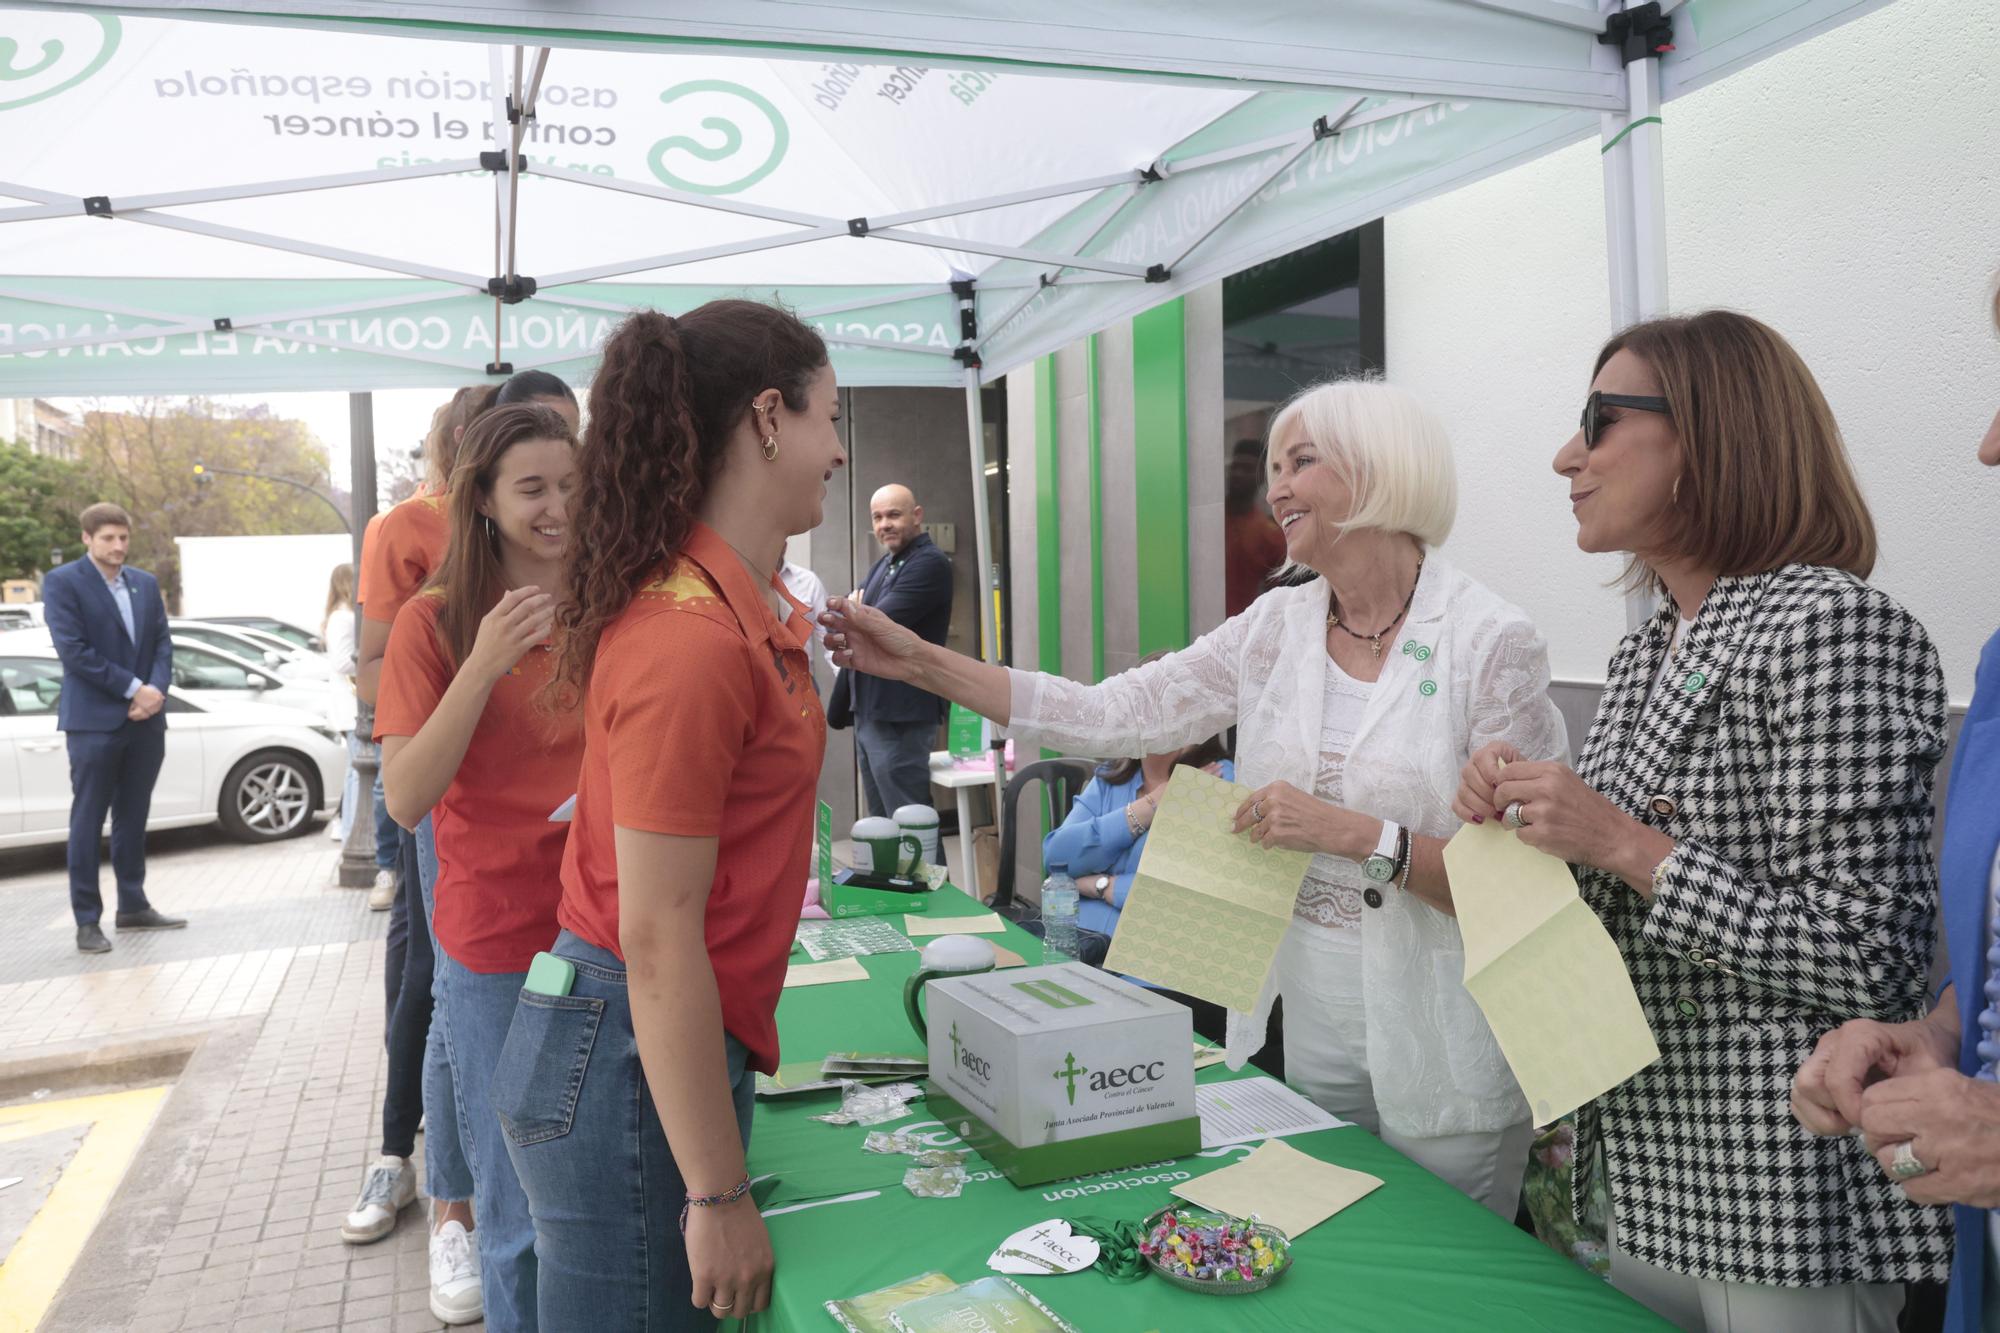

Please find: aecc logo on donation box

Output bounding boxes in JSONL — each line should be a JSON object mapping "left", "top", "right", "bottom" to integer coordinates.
{"left": 0, "top": 13, "right": 120, "bottom": 113}
{"left": 648, "top": 80, "right": 788, "bottom": 196}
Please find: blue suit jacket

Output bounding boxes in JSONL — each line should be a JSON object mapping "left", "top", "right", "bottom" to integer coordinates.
{"left": 1944, "top": 627, "right": 2000, "bottom": 1333}
{"left": 42, "top": 557, "right": 173, "bottom": 733}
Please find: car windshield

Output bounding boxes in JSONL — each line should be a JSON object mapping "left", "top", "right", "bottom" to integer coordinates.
{"left": 172, "top": 643, "right": 270, "bottom": 691}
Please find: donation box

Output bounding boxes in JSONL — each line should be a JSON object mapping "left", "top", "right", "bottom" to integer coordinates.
{"left": 922, "top": 963, "right": 1197, "bottom": 1187}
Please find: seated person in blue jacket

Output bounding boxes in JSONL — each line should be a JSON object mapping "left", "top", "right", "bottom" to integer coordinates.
{"left": 1042, "top": 737, "right": 1232, "bottom": 969}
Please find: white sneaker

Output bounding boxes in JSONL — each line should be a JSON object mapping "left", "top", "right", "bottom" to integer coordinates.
{"left": 428, "top": 1219, "right": 484, "bottom": 1325}
{"left": 367, "top": 868, "right": 396, "bottom": 912}
{"left": 326, "top": 819, "right": 344, "bottom": 840}
{"left": 339, "top": 1155, "right": 415, "bottom": 1243}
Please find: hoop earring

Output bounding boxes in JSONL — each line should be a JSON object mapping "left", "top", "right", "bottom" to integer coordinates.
{"left": 1671, "top": 474, "right": 1683, "bottom": 507}
{"left": 762, "top": 434, "right": 779, "bottom": 462}
{"left": 482, "top": 514, "right": 497, "bottom": 542}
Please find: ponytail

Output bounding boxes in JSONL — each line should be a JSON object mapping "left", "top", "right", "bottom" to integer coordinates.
{"left": 551, "top": 300, "right": 827, "bottom": 704}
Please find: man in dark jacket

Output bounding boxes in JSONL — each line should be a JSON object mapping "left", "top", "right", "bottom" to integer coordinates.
{"left": 42, "top": 503, "right": 188, "bottom": 953}
{"left": 849, "top": 483, "right": 953, "bottom": 817}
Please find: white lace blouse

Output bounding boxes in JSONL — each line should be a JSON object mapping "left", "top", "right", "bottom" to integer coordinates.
{"left": 1004, "top": 553, "right": 1569, "bottom": 1137}
{"left": 1297, "top": 662, "right": 1375, "bottom": 932}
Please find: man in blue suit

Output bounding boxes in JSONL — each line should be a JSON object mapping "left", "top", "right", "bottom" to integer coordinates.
{"left": 43, "top": 503, "right": 188, "bottom": 954}
{"left": 1791, "top": 357, "right": 2000, "bottom": 1332}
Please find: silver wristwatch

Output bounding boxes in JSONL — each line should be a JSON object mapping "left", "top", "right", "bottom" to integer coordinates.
{"left": 1088, "top": 874, "right": 1112, "bottom": 900}
{"left": 1362, "top": 820, "right": 1402, "bottom": 883}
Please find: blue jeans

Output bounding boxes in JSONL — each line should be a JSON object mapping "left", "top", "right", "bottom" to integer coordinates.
{"left": 494, "top": 930, "right": 755, "bottom": 1332}
{"left": 338, "top": 732, "right": 362, "bottom": 839}
{"left": 437, "top": 953, "right": 537, "bottom": 1331}
{"left": 371, "top": 764, "right": 398, "bottom": 872}
{"left": 854, "top": 715, "right": 935, "bottom": 818}
{"left": 416, "top": 815, "right": 471, "bottom": 1202}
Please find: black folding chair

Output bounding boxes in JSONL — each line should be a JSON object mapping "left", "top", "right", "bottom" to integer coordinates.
{"left": 989, "top": 757, "right": 1098, "bottom": 922}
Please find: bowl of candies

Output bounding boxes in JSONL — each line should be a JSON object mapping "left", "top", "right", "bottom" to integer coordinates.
{"left": 1139, "top": 1207, "right": 1292, "bottom": 1294}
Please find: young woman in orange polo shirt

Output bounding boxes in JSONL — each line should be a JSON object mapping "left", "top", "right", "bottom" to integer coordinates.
{"left": 376, "top": 403, "right": 583, "bottom": 1330}
{"left": 492, "top": 302, "right": 843, "bottom": 1330}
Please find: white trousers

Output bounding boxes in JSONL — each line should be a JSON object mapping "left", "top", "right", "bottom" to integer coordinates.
{"left": 1608, "top": 1201, "right": 1904, "bottom": 1333}
{"left": 1277, "top": 927, "right": 1533, "bottom": 1220}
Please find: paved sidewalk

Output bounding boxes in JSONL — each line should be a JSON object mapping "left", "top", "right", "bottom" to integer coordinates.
{"left": 0, "top": 827, "right": 469, "bottom": 1333}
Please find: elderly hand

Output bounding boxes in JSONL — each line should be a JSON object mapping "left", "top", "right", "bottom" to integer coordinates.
{"left": 1231, "top": 780, "right": 1364, "bottom": 856}
{"left": 1860, "top": 1067, "right": 2000, "bottom": 1207}
{"left": 1454, "top": 741, "right": 1522, "bottom": 824}
{"left": 821, "top": 595, "right": 928, "bottom": 681}
{"left": 1791, "top": 1014, "right": 1956, "bottom": 1136}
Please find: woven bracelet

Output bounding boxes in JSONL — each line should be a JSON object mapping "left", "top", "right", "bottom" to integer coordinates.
{"left": 680, "top": 1175, "right": 753, "bottom": 1232}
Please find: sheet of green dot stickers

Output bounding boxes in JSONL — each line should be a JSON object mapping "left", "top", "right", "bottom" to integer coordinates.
{"left": 1443, "top": 819, "right": 1660, "bottom": 1125}
{"left": 1102, "top": 766, "right": 1311, "bottom": 1012}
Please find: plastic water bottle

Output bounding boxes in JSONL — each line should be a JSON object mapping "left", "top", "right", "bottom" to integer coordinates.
{"left": 1041, "top": 863, "right": 1080, "bottom": 962}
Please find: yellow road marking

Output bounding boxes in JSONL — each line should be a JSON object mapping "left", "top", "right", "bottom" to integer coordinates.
{"left": 0, "top": 1086, "right": 170, "bottom": 1333}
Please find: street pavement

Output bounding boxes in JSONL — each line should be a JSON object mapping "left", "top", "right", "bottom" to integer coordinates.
{"left": 0, "top": 824, "right": 467, "bottom": 1333}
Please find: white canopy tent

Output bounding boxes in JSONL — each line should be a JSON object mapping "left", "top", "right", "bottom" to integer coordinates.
{"left": 0, "top": 0, "right": 1893, "bottom": 661}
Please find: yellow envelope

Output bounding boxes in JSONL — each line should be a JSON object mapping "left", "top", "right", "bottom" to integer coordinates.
{"left": 904, "top": 911, "right": 1007, "bottom": 937}
{"left": 783, "top": 957, "right": 870, "bottom": 988}
{"left": 1171, "top": 1139, "right": 1381, "bottom": 1238}
{"left": 1443, "top": 820, "right": 1660, "bottom": 1125}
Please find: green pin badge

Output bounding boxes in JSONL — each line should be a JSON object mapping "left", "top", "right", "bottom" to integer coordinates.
{"left": 1418, "top": 680, "right": 1438, "bottom": 697}
{"left": 1683, "top": 671, "right": 1706, "bottom": 694}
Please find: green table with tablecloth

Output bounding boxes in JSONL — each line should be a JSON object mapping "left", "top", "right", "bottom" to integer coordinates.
{"left": 744, "top": 886, "right": 1668, "bottom": 1331}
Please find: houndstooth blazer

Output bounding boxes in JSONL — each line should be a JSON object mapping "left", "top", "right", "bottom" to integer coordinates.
{"left": 1570, "top": 563, "right": 1953, "bottom": 1287}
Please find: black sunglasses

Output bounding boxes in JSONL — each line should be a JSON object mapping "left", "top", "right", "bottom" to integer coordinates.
{"left": 1581, "top": 390, "right": 1670, "bottom": 449}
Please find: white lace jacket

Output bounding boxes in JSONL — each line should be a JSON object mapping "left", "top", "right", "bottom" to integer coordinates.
{"left": 1005, "top": 553, "right": 1568, "bottom": 1137}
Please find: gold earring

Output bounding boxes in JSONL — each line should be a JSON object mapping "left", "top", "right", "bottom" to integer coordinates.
{"left": 1671, "top": 473, "right": 1683, "bottom": 507}
{"left": 762, "top": 434, "right": 779, "bottom": 461}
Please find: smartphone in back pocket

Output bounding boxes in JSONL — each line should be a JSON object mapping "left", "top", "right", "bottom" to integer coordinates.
{"left": 523, "top": 951, "right": 575, "bottom": 997}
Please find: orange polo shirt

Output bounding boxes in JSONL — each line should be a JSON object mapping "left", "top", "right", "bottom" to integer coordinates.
{"left": 359, "top": 493, "right": 448, "bottom": 625}
{"left": 374, "top": 592, "right": 583, "bottom": 973}
{"left": 557, "top": 522, "right": 824, "bottom": 1074}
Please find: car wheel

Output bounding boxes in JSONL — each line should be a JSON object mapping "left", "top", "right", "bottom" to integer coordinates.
{"left": 219, "top": 750, "right": 320, "bottom": 843}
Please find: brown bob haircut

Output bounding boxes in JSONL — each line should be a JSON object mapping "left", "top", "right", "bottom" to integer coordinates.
{"left": 1597, "top": 309, "right": 1876, "bottom": 590}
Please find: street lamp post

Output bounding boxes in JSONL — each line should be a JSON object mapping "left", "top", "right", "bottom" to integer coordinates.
{"left": 191, "top": 462, "right": 351, "bottom": 532}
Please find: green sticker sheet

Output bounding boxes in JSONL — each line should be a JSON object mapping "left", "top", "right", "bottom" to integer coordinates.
{"left": 1103, "top": 768, "right": 1309, "bottom": 1012}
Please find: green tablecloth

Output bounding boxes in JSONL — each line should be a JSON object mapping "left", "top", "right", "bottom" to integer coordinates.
{"left": 746, "top": 888, "right": 1669, "bottom": 1332}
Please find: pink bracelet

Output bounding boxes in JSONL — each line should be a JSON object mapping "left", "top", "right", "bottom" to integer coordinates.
{"left": 680, "top": 1175, "right": 752, "bottom": 1232}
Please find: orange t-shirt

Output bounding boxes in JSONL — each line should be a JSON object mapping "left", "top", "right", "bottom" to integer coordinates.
{"left": 375, "top": 592, "right": 583, "bottom": 974}
{"left": 557, "top": 522, "right": 824, "bottom": 1074}
{"left": 359, "top": 493, "right": 448, "bottom": 625}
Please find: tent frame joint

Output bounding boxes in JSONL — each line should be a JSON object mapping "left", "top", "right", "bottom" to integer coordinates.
{"left": 1600, "top": 2, "right": 1676, "bottom": 66}
{"left": 480, "top": 150, "right": 528, "bottom": 173}
{"left": 953, "top": 345, "right": 982, "bottom": 370}
{"left": 212, "top": 317, "right": 232, "bottom": 332}
{"left": 487, "top": 275, "right": 538, "bottom": 303}
{"left": 83, "top": 195, "right": 112, "bottom": 218}
{"left": 486, "top": 360, "right": 514, "bottom": 375}
{"left": 1144, "top": 264, "right": 1171, "bottom": 283}
{"left": 847, "top": 217, "right": 870, "bottom": 237}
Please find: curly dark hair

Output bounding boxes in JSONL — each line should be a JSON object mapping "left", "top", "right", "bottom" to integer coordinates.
{"left": 550, "top": 301, "right": 827, "bottom": 704}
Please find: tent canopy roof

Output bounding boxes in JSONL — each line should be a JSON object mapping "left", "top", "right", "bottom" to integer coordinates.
{"left": 0, "top": 0, "right": 1889, "bottom": 394}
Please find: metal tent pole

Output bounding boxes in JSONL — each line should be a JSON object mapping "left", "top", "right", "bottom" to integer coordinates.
{"left": 339, "top": 392, "right": 381, "bottom": 888}
{"left": 1599, "top": 3, "right": 1673, "bottom": 628}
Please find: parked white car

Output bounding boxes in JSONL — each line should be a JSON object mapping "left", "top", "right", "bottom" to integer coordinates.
{"left": 0, "top": 645, "right": 345, "bottom": 846}
{"left": 4, "top": 626, "right": 332, "bottom": 719}
{"left": 170, "top": 619, "right": 330, "bottom": 680}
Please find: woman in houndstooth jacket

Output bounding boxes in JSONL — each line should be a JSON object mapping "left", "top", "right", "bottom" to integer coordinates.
{"left": 1456, "top": 310, "right": 1951, "bottom": 1332}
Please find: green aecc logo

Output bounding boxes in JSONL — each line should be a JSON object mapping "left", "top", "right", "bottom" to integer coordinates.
{"left": 0, "top": 14, "right": 120, "bottom": 113}
{"left": 647, "top": 79, "right": 787, "bottom": 195}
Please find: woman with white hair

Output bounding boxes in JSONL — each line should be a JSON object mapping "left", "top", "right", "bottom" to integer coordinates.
{"left": 824, "top": 379, "right": 1566, "bottom": 1216}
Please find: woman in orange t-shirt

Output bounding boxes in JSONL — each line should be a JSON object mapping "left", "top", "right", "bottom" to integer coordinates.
{"left": 491, "top": 303, "right": 843, "bottom": 1330}
{"left": 376, "top": 403, "right": 582, "bottom": 1330}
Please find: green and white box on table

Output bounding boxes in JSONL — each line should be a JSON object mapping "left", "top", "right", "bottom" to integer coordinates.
{"left": 923, "top": 963, "right": 1196, "bottom": 1187}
